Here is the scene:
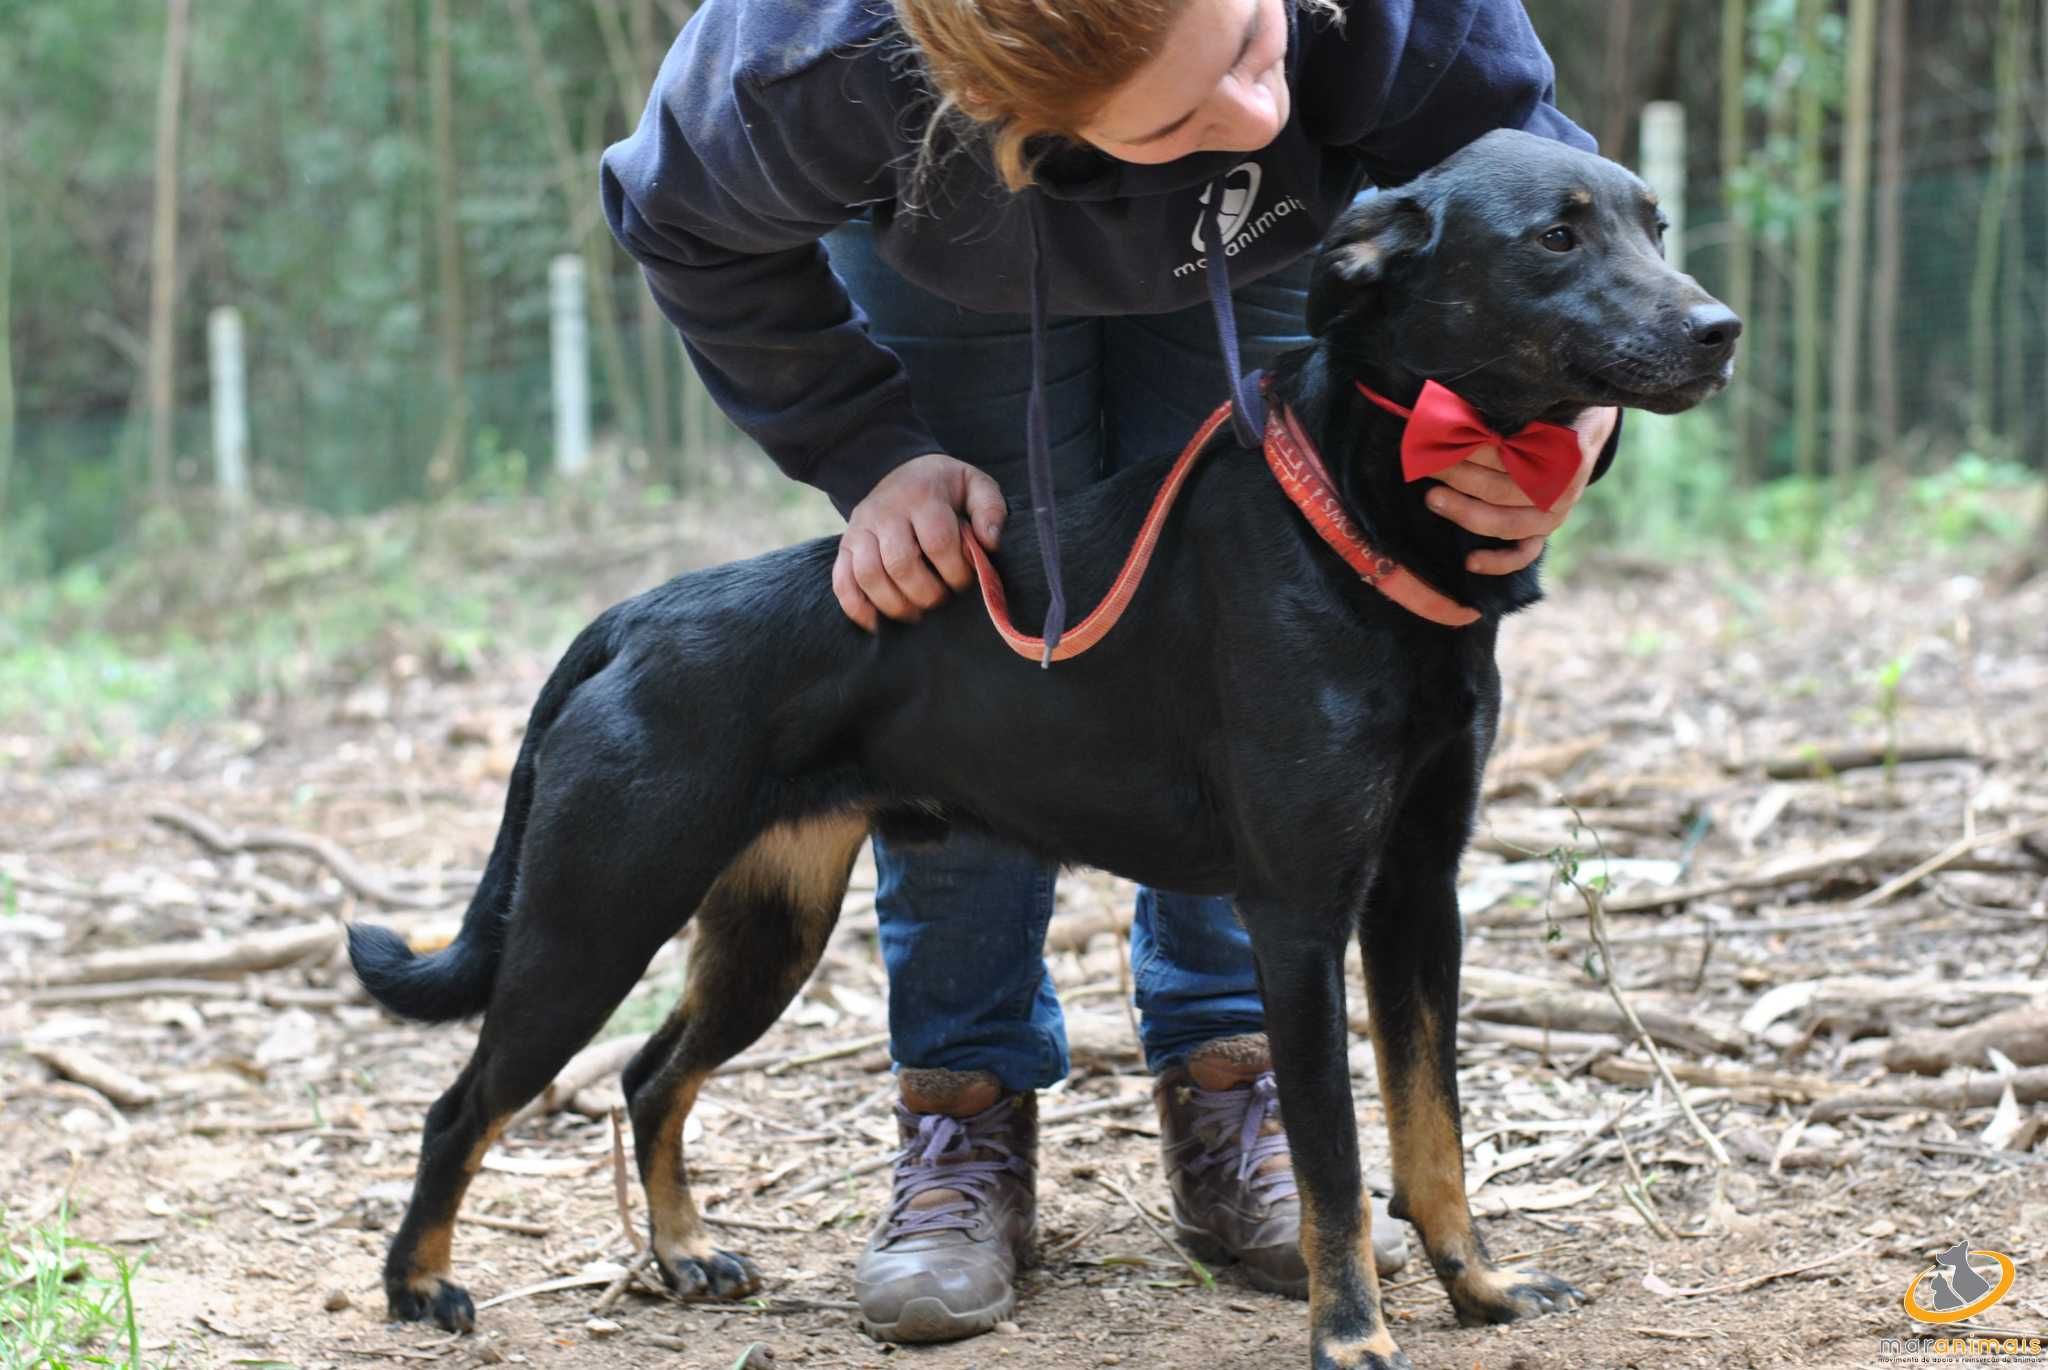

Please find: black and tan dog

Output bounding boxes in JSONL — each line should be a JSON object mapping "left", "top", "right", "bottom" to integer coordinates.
{"left": 349, "top": 129, "right": 1737, "bottom": 1369}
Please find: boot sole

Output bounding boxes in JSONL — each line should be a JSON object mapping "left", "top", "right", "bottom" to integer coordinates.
{"left": 860, "top": 1288, "right": 1015, "bottom": 1344}
{"left": 1175, "top": 1224, "right": 1310, "bottom": 1300}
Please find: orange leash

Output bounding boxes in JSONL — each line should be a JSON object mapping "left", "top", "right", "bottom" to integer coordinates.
{"left": 967, "top": 398, "right": 1476, "bottom": 666}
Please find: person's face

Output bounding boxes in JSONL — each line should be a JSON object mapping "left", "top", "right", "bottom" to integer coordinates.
{"left": 1075, "top": 0, "right": 1290, "bottom": 164}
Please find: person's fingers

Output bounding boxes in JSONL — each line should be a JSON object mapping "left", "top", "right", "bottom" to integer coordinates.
{"left": 1426, "top": 460, "right": 1529, "bottom": 508}
{"left": 1466, "top": 535, "right": 1547, "bottom": 576}
{"left": 846, "top": 526, "right": 922, "bottom": 623}
{"left": 962, "top": 467, "right": 1007, "bottom": 551}
{"left": 1424, "top": 483, "right": 1564, "bottom": 541}
{"left": 832, "top": 537, "right": 879, "bottom": 632}
{"left": 873, "top": 517, "right": 951, "bottom": 613}
{"left": 911, "top": 501, "right": 975, "bottom": 592}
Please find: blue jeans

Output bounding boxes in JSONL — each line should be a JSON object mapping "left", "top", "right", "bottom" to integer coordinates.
{"left": 825, "top": 219, "right": 1313, "bottom": 1092}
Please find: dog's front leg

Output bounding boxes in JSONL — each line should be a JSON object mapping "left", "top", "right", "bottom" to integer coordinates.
{"left": 1241, "top": 903, "right": 1409, "bottom": 1370}
{"left": 1358, "top": 747, "right": 1588, "bottom": 1327}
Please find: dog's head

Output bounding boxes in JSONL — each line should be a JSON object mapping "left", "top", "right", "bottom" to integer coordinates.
{"left": 1307, "top": 129, "right": 1739, "bottom": 428}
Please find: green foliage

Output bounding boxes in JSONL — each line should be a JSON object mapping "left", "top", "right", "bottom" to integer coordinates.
{"left": 0, "top": 1206, "right": 158, "bottom": 1369}
{"left": 0, "top": 499, "right": 600, "bottom": 750}
{"left": 1562, "top": 414, "right": 2041, "bottom": 572}
{"left": 1, "top": 0, "right": 629, "bottom": 567}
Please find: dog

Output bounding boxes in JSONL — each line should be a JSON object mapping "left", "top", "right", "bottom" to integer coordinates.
{"left": 348, "top": 128, "right": 1738, "bottom": 1369}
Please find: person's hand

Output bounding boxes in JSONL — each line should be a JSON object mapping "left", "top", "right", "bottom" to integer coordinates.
{"left": 1420, "top": 406, "right": 1619, "bottom": 575}
{"left": 833, "top": 453, "right": 1008, "bottom": 631}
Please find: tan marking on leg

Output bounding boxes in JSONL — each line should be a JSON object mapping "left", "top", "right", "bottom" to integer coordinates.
{"left": 1302, "top": 1185, "right": 1402, "bottom": 1366}
{"left": 408, "top": 1115, "right": 509, "bottom": 1285}
{"left": 1368, "top": 998, "right": 1481, "bottom": 1270}
{"left": 645, "top": 1070, "right": 713, "bottom": 1261}
{"left": 1315, "top": 1329, "right": 1403, "bottom": 1367}
{"left": 1298, "top": 1184, "right": 1327, "bottom": 1325}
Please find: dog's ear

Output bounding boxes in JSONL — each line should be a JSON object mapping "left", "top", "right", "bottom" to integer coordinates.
{"left": 1305, "top": 192, "right": 1434, "bottom": 337}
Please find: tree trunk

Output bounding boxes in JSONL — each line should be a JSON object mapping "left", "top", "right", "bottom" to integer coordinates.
{"left": 1721, "top": 0, "right": 1753, "bottom": 486}
{"left": 426, "top": 0, "right": 468, "bottom": 493}
{"left": 0, "top": 154, "right": 13, "bottom": 527}
{"left": 146, "top": 0, "right": 193, "bottom": 507}
{"left": 1791, "top": 0, "right": 1823, "bottom": 484}
{"left": 1968, "top": 0, "right": 2024, "bottom": 438}
{"left": 1826, "top": 0, "right": 1875, "bottom": 485}
{"left": 505, "top": 0, "right": 645, "bottom": 478}
{"left": 1601, "top": 0, "right": 1636, "bottom": 161}
{"left": 1869, "top": 0, "right": 1905, "bottom": 476}
{"left": 1996, "top": 3, "right": 2031, "bottom": 456}
{"left": 392, "top": 0, "right": 424, "bottom": 490}
{"left": 628, "top": 0, "right": 672, "bottom": 482}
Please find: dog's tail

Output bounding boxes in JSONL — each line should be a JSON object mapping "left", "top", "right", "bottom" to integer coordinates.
{"left": 347, "top": 612, "right": 619, "bottom": 1023}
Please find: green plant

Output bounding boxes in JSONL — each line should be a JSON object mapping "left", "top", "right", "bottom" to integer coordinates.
{"left": 0, "top": 1205, "right": 158, "bottom": 1369}
{"left": 1873, "top": 654, "right": 1908, "bottom": 791}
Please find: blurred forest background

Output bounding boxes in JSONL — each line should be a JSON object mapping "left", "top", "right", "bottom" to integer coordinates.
{"left": 0, "top": 0, "right": 2043, "bottom": 737}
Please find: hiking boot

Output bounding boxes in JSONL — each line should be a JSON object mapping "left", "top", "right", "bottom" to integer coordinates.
{"left": 854, "top": 1068, "right": 1036, "bottom": 1343}
{"left": 1156, "top": 1033, "right": 1408, "bottom": 1298}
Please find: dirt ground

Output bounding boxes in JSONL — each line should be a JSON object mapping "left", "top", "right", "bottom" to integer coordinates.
{"left": 4, "top": 510, "right": 2046, "bottom": 1370}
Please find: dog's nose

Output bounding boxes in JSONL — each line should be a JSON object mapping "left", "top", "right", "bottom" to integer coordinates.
{"left": 1682, "top": 302, "right": 1742, "bottom": 357}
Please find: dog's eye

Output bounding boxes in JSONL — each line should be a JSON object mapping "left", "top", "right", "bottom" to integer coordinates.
{"left": 1539, "top": 226, "right": 1577, "bottom": 253}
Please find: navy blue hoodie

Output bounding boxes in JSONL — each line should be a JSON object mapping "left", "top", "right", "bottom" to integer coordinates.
{"left": 601, "top": 0, "right": 1595, "bottom": 514}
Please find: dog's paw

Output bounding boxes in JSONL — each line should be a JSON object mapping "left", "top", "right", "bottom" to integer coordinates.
{"left": 386, "top": 1275, "right": 476, "bottom": 1332}
{"left": 1311, "top": 1332, "right": 1412, "bottom": 1370}
{"left": 656, "top": 1247, "right": 762, "bottom": 1300}
{"left": 1450, "top": 1264, "right": 1588, "bottom": 1325}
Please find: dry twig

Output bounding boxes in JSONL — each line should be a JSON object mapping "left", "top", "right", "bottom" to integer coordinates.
{"left": 149, "top": 803, "right": 454, "bottom": 908}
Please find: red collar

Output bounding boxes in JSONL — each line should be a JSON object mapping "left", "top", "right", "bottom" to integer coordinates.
{"left": 965, "top": 396, "right": 1477, "bottom": 666}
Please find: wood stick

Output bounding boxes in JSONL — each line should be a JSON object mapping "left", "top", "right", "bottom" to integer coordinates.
{"left": 1843, "top": 816, "right": 2048, "bottom": 912}
{"left": 761, "top": 1032, "right": 889, "bottom": 1076}
{"left": 29, "top": 978, "right": 358, "bottom": 1008}
{"left": 462, "top": 1212, "right": 549, "bottom": 1236}
{"left": 1808, "top": 1065, "right": 2048, "bottom": 1121}
{"left": 514, "top": 1035, "right": 647, "bottom": 1123}
{"left": 781, "top": 1152, "right": 895, "bottom": 1201}
{"left": 1754, "top": 743, "right": 1978, "bottom": 779}
{"left": 25, "top": 1045, "right": 160, "bottom": 1108}
{"left": 1884, "top": 1005, "right": 2048, "bottom": 1076}
{"left": 1093, "top": 1174, "right": 1214, "bottom": 1288}
{"left": 1590, "top": 1056, "right": 1839, "bottom": 1103}
{"left": 1645, "top": 1235, "right": 1877, "bottom": 1297}
{"left": 1461, "top": 967, "right": 1747, "bottom": 1058}
{"left": 1570, "top": 870, "right": 1732, "bottom": 1171}
{"left": 148, "top": 803, "right": 454, "bottom": 909}
{"left": 610, "top": 1107, "right": 635, "bottom": 1247}
{"left": 34, "top": 923, "right": 339, "bottom": 988}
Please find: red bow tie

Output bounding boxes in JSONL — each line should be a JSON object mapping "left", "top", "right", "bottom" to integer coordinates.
{"left": 1354, "top": 379, "right": 1581, "bottom": 512}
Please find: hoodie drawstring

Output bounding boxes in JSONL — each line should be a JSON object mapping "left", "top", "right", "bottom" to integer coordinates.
{"left": 1023, "top": 193, "right": 1067, "bottom": 666}
{"left": 1202, "top": 178, "right": 1267, "bottom": 449}
{"left": 1017, "top": 176, "right": 1262, "bottom": 665}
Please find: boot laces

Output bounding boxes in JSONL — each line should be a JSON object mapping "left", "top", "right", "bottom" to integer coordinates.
{"left": 1187, "top": 1071, "right": 1298, "bottom": 1204}
{"left": 880, "top": 1096, "right": 1026, "bottom": 1241}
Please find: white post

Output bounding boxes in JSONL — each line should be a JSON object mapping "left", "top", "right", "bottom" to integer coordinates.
{"left": 1633, "top": 102, "right": 1689, "bottom": 549}
{"left": 207, "top": 305, "right": 249, "bottom": 508}
{"left": 550, "top": 253, "right": 590, "bottom": 477}
{"left": 1640, "top": 101, "right": 1687, "bottom": 270}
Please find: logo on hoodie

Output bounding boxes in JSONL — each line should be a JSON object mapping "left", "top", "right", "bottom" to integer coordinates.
{"left": 1174, "top": 160, "right": 1311, "bottom": 279}
{"left": 1193, "top": 162, "right": 1263, "bottom": 252}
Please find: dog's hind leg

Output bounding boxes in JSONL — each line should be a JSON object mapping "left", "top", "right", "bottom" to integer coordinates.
{"left": 382, "top": 716, "right": 756, "bottom": 1330}
{"left": 1358, "top": 743, "right": 1587, "bottom": 1329}
{"left": 1239, "top": 901, "right": 1409, "bottom": 1370}
{"left": 623, "top": 811, "right": 869, "bottom": 1298}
